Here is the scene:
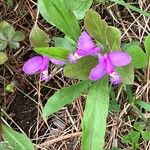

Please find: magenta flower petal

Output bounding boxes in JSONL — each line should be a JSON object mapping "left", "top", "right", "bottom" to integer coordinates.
{"left": 109, "top": 51, "right": 131, "bottom": 66}
{"left": 104, "top": 54, "right": 115, "bottom": 74}
{"left": 40, "top": 70, "right": 51, "bottom": 82}
{"left": 76, "top": 47, "right": 101, "bottom": 56}
{"left": 76, "top": 31, "right": 101, "bottom": 57}
{"left": 50, "top": 58, "right": 66, "bottom": 65}
{"left": 23, "top": 56, "right": 43, "bottom": 75}
{"left": 39, "top": 56, "right": 50, "bottom": 81}
{"left": 78, "top": 31, "right": 95, "bottom": 50}
{"left": 40, "top": 56, "right": 49, "bottom": 71}
{"left": 89, "top": 56, "right": 106, "bottom": 81}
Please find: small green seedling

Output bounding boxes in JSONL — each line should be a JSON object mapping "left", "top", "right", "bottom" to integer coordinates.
{"left": 5, "top": 83, "right": 15, "bottom": 93}
{"left": 122, "top": 122, "right": 150, "bottom": 150}
{"left": 0, "top": 21, "right": 25, "bottom": 51}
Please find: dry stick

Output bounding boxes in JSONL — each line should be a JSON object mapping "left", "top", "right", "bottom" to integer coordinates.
{"left": 145, "top": 59, "right": 150, "bottom": 123}
{"left": 115, "top": 5, "right": 132, "bottom": 42}
{"left": 121, "top": 5, "right": 150, "bottom": 39}
{"left": 38, "top": 132, "right": 81, "bottom": 147}
{"left": 139, "top": 1, "right": 150, "bottom": 42}
{"left": 65, "top": 109, "right": 78, "bottom": 132}
{"left": 35, "top": 80, "right": 43, "bottom": 149}
{"left": 146, "top": 59, "right": 150, "bottom": 103}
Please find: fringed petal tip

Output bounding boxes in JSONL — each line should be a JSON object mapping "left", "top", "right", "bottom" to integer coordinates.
{"left": 76, "top": 46, "right": 101, "bottom": 57}
{"left": 67, "top": 53, "right": 79, "bottom": 64}
{"left": 77, "top": 31, "right": 101, "bottom": 57}
{"left": 109, "top": 72, "right": 122, "bottom": 85}
{"left": 40, "top": 70, "right": 51, "bottom": 82}
{"left": 89, "top": 58, "right": 106, "bottom": 81}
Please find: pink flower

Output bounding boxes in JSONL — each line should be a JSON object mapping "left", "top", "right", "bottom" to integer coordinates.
{"left": 89, "top": 52, "right": 131, "bottom": 85}
{"left": 68, "top": 31, "right": 101, "bottom": 63}
{"left": 23, "top": 56, "right": 65, "bottom": 82}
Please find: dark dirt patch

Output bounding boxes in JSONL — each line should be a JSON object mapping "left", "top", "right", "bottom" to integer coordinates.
{"left": 7, "top": 91, "right": 37, "bottom": 137}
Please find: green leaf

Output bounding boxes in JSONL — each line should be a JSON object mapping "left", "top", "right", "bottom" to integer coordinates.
{"left": 111, "top": 147, "right": 121, "bottom": 150}
{"left": 84, "top": 9, "right": 108, "bottom": 48}
{"left": 141, "top": 131, "right": 150, "bottom": 141}
{"left": 11, "top": 31, "right": 25, "bottom": 42}
{"left": 117, "top": 64, "right": 134, "bottom": 85}
{"left": 0, "top": 41, "right": 7, "bottom": 51}
{"left": 125, "top": 85, "right": 134, "bottom": 103}
{"left": 144, "top": 34, "right": 150, "bottom": 58}
{"left": 29, "top": 25, "right": 50, "bottom": 47}
{"left": 0, "top": 32, "right": 7, "bottom": 41}
{"left": 0, "top": 21, "right": 10, "bottom": 31}
{"left": 122, "top": 41, "right": 141, "bottom": 50}
{"left": 9, "top": 41, "right": 20, "bottom": 49}
{"left": 106, "top": 26, "right": 121, "bottom": 50}
{"left": 124, "top": 45, "right": 148, "bottom": 69}
{"left": 0, "top": 24, "right": 15, "bottom": 50}
{"left": 65, "top": 35, "right": 76, "bottom": 45}
{"left": 64, "top": 56, "right": 98, "bottom": 80}
{"left": 109, "top": 91, "right": 120, "bottom": 112}
{"left": 63, "top": 0, "right": 92, "bottom": 20}
{"left": 82, "top": 77, "right": 109, "bottom": 150}
{"left": 34, "top": 47, "right": 69, "bottom": 61}
{"left": 135, "top": 100, "right": 150, "bottom": 112}
{"left": 0, "top": 52, "right": 8, "bottom": 65}
{"left": 4, "top": 0, "right": 13, "bottom": 6}
{"left": 43, "top": 80, "right": 91, "bottom": 118}
{"left": 122, "top": 131, "right": 140, "bottom": 144}
{"left": 38, "top": 0, "right": 81, "bottom": 42}
{"left": 6, "top": 83, "right": 15, "bottom": 92}
{"left": 0, "top": 142, "right": 9, "bottom": 150}
{"left": 53, "top": 37, "right": 75, "bottom": 52}
{"left": 2, "top": 25, "right": 15, "bottom": 40}
{"left": 2, "top": 125, "right": 34, "bottom": 150}
{"left": 109, "top": 100, "right": 120, "bottom": 112}
{"left": 0, "top": 21, "right": 24, "bottom": 50}
{"left": 133, "top": 122, "right": 144, "bottom": 132}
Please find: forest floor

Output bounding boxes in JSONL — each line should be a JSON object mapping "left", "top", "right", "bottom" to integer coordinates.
{"left": 0, "top": 0, "right": 150, "bottom": 150}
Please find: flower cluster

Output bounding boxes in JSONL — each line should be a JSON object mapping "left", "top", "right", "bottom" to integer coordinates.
{"left": 23, "top": 31, "right": 131, "bottom": 85}
{"left": 67, "top": 31, "right": 131, "bottom": 85}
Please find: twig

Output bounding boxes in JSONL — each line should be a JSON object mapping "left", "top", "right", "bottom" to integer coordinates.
{"left": 38, "top": 132, "right": 81, "bottom": 147}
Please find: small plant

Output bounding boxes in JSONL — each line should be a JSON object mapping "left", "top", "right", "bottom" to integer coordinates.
{"left": 2, "top": 125, "right": 34, "bottom": 150}
{"left": 19, "top": 0, "right": 150, "bottom": 149}
{"left": 0, "top": 21, "right": 25, "bottom": 51}
{"left": 0, "top": 21, "right": 25, "bottom": 66}
{"left": 5, "top": 83, "right": 15, "bottom": 92}
{"left": 20, "top": 0, "right": 150, "bottom": 148}
{"left": 1, "top": 0, "right": 150, "bottom": 149}
{"left": 122, "top": 122, "right": 150, "bottom": 150}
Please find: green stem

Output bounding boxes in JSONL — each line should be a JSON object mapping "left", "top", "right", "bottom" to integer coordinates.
{"left": 111, "top": 0, "right": 150, "bottom": 17}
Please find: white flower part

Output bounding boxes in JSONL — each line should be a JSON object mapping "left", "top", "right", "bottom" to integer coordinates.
{"left": 109, "top": 72, "right": 122, "bottom": 85}
{"left": 40, "top": 70, "right": 51, "bottom": 82}
{"left": 67, "top": 53, "right": 79, "bottom": 64}
{"left": 74, "top": 52, "right": 82, "bottom": 59}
